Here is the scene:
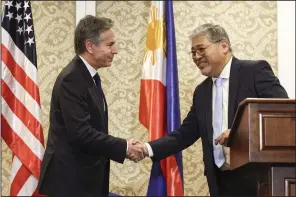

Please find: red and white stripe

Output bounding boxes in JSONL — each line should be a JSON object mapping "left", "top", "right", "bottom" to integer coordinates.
{"left": 139, "top": 1, "right": 166, "bottom": 135}
{"left": 1, "top": 27, "right": 45, "bottom": 196}
{"left": 139, "top": 1, "right": 183, "bottom": 195}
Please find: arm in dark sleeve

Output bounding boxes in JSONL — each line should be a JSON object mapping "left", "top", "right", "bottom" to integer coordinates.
{"left": 254, "top": 61, "right": 289, "bottom": 98}
{"left": 59, "top": 78, "right": 126, "bottom": 163}
{"left": 148, "top": 93, "right": 200, "bottom": 161}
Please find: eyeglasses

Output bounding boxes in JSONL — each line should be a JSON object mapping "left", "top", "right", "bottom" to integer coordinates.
{"left": 189, "top": 41, "right": 221, "bottom": 58}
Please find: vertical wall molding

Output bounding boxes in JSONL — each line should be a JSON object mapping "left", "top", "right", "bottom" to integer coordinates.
{"left": 76, "top": 1, "right": 96, "bottom": 25}
{"left": 277, "top": 1, "right": 295, "bottom": 98}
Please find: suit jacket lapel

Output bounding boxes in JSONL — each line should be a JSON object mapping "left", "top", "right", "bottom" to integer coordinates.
{"left": 102, "top": 93, "right": 108, "bottom": 130}
{"left": 204, "top": 78, "right": 214, "bottom": 145}
{"left": 90, "top": 86, "right": 107, "bottom": 118}
{"left": 75, "top": 56, "right": 108, "bottom": 128}
{"left": 228, "top": 56, "right": 241, "bottom": 128}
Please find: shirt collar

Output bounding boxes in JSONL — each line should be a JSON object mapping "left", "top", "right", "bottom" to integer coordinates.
{"left": 212, "top": 56, "right": 233, "bottom": 83}
{"left": 78, "top": 55, "right": 97, "bottom": 78}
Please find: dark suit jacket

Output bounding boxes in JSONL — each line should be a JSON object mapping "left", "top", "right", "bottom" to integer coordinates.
{"left": 148, "top": 56, "right": 288, "bottom": 196}
{"left": 37, "top": 56, "right": 127, "bottom": 197}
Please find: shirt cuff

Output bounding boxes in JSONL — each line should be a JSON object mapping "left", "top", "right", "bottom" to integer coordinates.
{"left": 145, "top": 142, "right": 154, "bottom": 157}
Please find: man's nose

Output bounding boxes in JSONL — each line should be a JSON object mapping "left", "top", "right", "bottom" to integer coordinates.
{"left": 192, "top": 52, "right": 202, "bottom": 61}
{"left": 193, "top": 52, "right": 203, "bottom": 59}
{"left": 112, "top": 46, "right": 118, "bottom": 54}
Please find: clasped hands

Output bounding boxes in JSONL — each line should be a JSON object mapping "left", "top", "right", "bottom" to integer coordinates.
{"left": 126, "top": 139, "right": 148, "bottom": 163}
{"left": 125, "top": 129, "right": 230, "bottom": 163}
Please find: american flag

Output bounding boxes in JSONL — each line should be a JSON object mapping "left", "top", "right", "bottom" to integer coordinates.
{"left": 1, "top": 0, "right": 45, "bottom": 195}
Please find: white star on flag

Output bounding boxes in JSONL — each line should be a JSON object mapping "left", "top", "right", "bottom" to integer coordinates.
{"left": 24, "top": 13, "right": 31, "bottom": 22}
{"left": 5, "top": 1, "right": 14, "bottom": 9}
{"left": 26, "top": 37, "right": 34, "bottom": 46}
{"left": 5, "top": 11, "right": 14, "bottom": 20}
{"left": 23, "top": 1, "right": 30, "bottom": 11}
{"left": 25, "top": 25, "right": 33, "bottom": 34}
{"left": 16, "top": 26, "right": 24, "bottom": 35}
{"left": 15, "top": 2, "right": 22, "bottom": 11}
{"left": 15, "top": 14, "right": 22, "bottom": 23}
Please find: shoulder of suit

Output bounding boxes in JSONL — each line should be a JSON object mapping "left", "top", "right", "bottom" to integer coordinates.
{"left": 55, "top": 57, "right": 89, "bottom": 91}
{"left": 58, "top": 62, "right": 83, "bottom": 80}
{"left": 194, "top": 77, "right": 212, "bottom": 93}
{"left": 235, "top": 58, "right": 270, "bottom": 68}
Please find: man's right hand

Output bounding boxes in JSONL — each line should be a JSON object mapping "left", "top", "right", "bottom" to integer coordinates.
{"left": 126, "top": 139, "right": 148, "bottom": 162}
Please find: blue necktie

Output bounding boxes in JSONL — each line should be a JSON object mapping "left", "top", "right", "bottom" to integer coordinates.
{"left": 93, "top": 73, "right": 104, "bottom": 99}
{"left": 213, "top": 77, "right": 225, "bottom": 168}
{"left": 93, "top": 73, "right": 106, "bottom": 112}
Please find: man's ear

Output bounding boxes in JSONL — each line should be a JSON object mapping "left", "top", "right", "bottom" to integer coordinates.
{"left": 85, "top": 40, "right": 93, "bottom": 54}
{"left": 220, "top": 40, "right": 229, "bottom": 53}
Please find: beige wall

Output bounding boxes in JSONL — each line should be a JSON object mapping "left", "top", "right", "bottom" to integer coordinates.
{"left": 2, "top": 1, "right": 277, "bottom": 196}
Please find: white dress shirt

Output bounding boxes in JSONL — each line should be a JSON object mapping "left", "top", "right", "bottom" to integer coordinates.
{"left": 79, "top": 55, "right": 106, "bottom": 111}
{"left": 79, "top": 55, "right": 97, "bottom": 80}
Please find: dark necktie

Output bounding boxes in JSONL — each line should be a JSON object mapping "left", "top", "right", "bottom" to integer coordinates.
{"left": 93, "top": 73, "right": 104, "bottom": 99}
{"left": 93, "top": 73, "right": 107, "bottom": 114}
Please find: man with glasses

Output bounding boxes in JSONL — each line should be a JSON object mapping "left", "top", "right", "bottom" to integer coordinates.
{"left": 137, "top": 23, "right": 288, "bottom": 196}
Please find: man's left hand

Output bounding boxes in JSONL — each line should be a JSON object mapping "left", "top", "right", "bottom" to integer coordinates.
{"left": 215, "top": 129, "right": 231, "bottom": 146}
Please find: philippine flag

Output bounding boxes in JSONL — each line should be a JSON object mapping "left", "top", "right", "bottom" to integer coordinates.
{"left": 139, "top": 1, "right": 184, "bottom": 196}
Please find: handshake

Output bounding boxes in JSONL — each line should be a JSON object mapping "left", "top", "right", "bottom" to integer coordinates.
{"left": 126, "top": 139, "right": 149, "bottom": 163}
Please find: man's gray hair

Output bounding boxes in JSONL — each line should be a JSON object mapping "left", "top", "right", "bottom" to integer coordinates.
{"left": 189, "top": 23, "right": 232, "bottom": 52}
{"left": 74, "top": 15, "right": 114, "bottom": 55}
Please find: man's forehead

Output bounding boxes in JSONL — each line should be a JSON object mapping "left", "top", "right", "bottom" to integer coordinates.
{"left": 191, "top": 34, "right": 209, "bottom": 46}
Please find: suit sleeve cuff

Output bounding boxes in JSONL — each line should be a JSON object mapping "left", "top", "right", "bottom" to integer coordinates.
{"left": 145, "top": 143, "right": 154, "bottom": 157}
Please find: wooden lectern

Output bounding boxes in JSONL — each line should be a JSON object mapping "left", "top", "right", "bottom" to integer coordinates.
{"left": 227, "top": 98, "right": 296, "bottom": 196}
